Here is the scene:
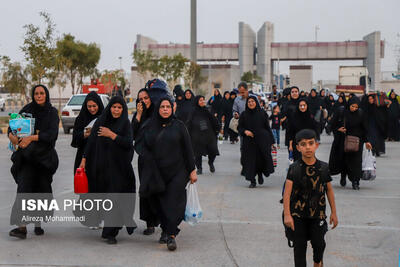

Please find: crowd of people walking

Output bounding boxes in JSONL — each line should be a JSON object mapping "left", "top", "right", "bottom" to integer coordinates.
{"left": 6, "top": 80, "right": 399, "bottom": 265}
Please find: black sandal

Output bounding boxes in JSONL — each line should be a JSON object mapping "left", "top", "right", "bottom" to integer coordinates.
{"left": 34, "top": 227, "right": 44, "bottom": 236}
{"left": 9, "top": 228, "right": 27, "bottom": 239}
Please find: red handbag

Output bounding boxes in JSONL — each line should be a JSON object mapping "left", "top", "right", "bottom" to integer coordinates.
{"left": 74, "top": 168, "right": 88, "bottom": 194}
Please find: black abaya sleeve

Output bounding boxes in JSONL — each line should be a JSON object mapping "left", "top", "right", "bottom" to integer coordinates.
{"left": 131, "top": 114, "right": 141, "bottom": 140}
{"left": 179, "top": 121, "right": 196, "bottom": 173}
{"left": 114, "top": 122, "right": 134, "bottom": 149}
{"left": 264, "top": 113, "right": 275, "bottom": 144}
{"left": 71, "top": 126, "right": 85, "bottom": 148}
{"left": 38, "top": 108, "right": 59, "bottom": 145}
{"left": 238, "top": 113, "right": 246, "bottom": 136}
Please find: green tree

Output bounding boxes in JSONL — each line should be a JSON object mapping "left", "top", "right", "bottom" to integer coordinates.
{"left": 132, "top": 49, "right": 155, "bottom": 81}
{"left": 241, "top": 71, "right": 262, "bottom": 85}
{"left": 133, "top": 49, "right": 188, "bottom": 89}
{"left": 21, "top": 11, "right": 56, "bottom": 84}
{"left": 0, "top": 56, "right": 30, "bottom": 97}
{"left": 184, "top": 61, "right": 207, "bottom": 93}
{"left": 56, "top": 34, "right": 101, "bottom": 95}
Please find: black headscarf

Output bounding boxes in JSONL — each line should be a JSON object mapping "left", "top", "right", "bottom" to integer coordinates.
{"left": 145, "top": 97, "right": 175, "bottom": 149}
{"left": 71, "top": 92, "right": 104, "bottom": 148}
{"left": 135, "top": 88, "right": 154, "bottom": 121}
{"left": 94, "top": 96, "right": 129, "bottom": 135}
{"left": 245, "top": 95, "right": 261, "bottom": 113}
{"left": 21, "top": 84, "right": 53, "bottom": 132}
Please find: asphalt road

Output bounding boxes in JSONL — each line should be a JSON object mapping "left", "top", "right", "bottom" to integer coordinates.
{"left": 0, "top": 132, "right": 398, "bottom": 267}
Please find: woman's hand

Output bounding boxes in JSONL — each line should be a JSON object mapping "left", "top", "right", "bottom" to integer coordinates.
{"left": 244, "top": 130, "right": 254, "bottom": 138}
{"left": 365, "top": 142, "right": 372, "bottom": 150}
{"left": 338, "top": 127, "right": 346, "bottom": 133}
{"left": 79, "top": 158, "right": 86, "bottom": 170}
{"left": 98, "top": 126, "right": 117, "bottom": 140}
{"left": 18, "top": 136, "right": 33, "bottom": 149}
{"left": 84, "top": 128, "right": 91, "bottom": 138}
{"left": 8, "top": 133, "right": 19, "bottom": 146}
{"left": 137, "top": 102, "right": 143, "bottom": 116}
{"left": 190, "top": 170, "right": 198, "bottom": 184}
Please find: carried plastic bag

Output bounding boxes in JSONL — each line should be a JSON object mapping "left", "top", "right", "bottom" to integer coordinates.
{"left": 184, "top": 183, "right": 203, "bottom": 225}
{"left": 361, "top": 149, "right": 376, "bottom": 181}
{"left": 229, "top": 117, "right": 239, "bottom": 133}
{"left": 272, "top": 146, "right": 277, "bottom": 168}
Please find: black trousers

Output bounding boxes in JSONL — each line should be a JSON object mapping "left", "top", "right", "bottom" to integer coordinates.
{"left": 293, "top": 217, "right": 327, "bottom": 267}
{"left": 195, "top": 154, "right": 216, "bottom": 170}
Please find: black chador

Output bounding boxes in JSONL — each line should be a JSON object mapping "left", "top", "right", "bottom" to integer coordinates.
{"left": 9, "top": 85, "right": 59, "bottom": 238}
{"left": 175, "top": 89, "right": 195, "bottom": 125}
{"left": 143, "top": 97, "right": 196, "bottom": 240}
{"left": 83, "top": 96, "right": 136, "bottom": 243}
{"left": 238, "top": 95, "right": 274, "bottom": 187}
{"left": 131, "top": 88, "right": 160, "bottom": 233}
{"left": 287, "top": 99, "right": 318, "bottom": 161}
{"left": 387, "top": 90, "right": 400, "bottom": 141}
{"left": 329, "top": 97, "right": 369, "bottom": 188}
{"left": 187, "top": 95, "right": 220, "bottom": 173}
{"left": 71, "top": 91, "right": 104, "bottom": 174}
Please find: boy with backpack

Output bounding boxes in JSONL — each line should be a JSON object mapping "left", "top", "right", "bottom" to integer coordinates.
{"left": 283, "top": 129, "right": 338, "bottom": 267}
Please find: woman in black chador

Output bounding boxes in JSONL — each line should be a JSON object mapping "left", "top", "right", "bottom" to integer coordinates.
{"left": 387, "top": 90, "right": 400, "bottom": 141}
{"left": 175, "top": 89, "right": 195, "bottom": 125}
{"left": 238, "top": 95, "right": 275, "bottom": 188}
{"left": 208, "top": 89, "right": 223, "bottom": 120}
{"left": 131, "top": 88, "right": 159, "bottom": 235}
{"left": 328, "top": 97, "right": 372, "bottom": 190}
{"left": 8, "top": 85, "right": 59, "bottom": 239}
{"left": 221, "top": 91, "right": 233, "bottom": 140}
{"left": 80, "top": 96, "right": 136, "bottom": 244}
{"left": 71, "top": 91, "right": 104, "bottom": 175}
{"left": 187, "top": 95, "right": 220, "bottom": 175}
{"left": 365, "top": 94, "right": 388, "bottom": 157}
{"left": 287, "top": 98, "right": 318, "bottom": 162}
{"left": 143, "top": 97, "right": 197, "bottom": 251}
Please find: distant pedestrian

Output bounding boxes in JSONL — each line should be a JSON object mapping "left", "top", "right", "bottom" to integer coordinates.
{"left": 269, "top": 105, "right": 282, "bottom": 149}
{"left": 187, "top": 96, "right": 220, "bottom": 175}
{"left": 238, "top": 95, "right": 275, "bottom": 188}
{"left": 387, "top": 90, "right": 400, "bottom": 141}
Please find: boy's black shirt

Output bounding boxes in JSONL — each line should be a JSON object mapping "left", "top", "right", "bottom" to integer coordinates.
{"left": 269, "top": 114, "right": 281, "bottom": 130}
{"left": 286, "top": 158, "right": 332, "bottom": 220}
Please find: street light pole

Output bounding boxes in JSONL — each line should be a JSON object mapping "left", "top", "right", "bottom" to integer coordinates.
{"left": 315, "top": 25, "right": 320, "bottom": 42}
{"left": 118, "top": 56, "right": 122, "bottom": 70}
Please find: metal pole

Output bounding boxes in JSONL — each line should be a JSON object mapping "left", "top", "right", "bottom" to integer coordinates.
{"left": 190, "top": 0, "right": 197, "bottom": 62}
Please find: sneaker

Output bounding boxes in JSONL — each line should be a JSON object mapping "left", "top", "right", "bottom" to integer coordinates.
{"left": 197, "top": 169, "right": 202, "bottom": 175}
{"left": 249, "top": 183, "right": 256, "bottom": 188}
{"left": 167, "top": 236, "right": 177, "bottom": 251}
{"left": 34, "top": 227, "right": 44, "bottom": 236}
{"left": 159, "top": 232, "right": 168, "bottom": 244}
{"left": 209, "top": 163, "right": 215, "bottom": 173}
{"left": 143, "top": 227, "right": 155, "bottom": 236}
{"left": 257, "top": 174, "right": 264, "bottom": 185}
{"left": 9, "top": 227, "right": 27, "bottom": 239}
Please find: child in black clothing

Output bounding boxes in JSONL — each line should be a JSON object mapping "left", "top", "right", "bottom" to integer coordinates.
{"left": 269, "top": 105, "right": 282, "bottom": 149}
{"left": 283, "top": 129, "right": 338, "bottom": 267}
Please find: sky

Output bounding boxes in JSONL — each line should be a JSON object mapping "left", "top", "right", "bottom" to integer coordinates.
{"left": 0, "top": 0, "right": 399, "bottom": 83}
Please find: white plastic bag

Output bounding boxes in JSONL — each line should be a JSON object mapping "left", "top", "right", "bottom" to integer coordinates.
{"left": 184, "top": 183, "right": 203, "bottom": 225}
{"left": 362, "top": 149, "right": 376, "bottom": 181}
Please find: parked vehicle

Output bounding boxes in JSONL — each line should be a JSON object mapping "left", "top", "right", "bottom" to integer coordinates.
{"left": 61, "top": 94, "right": 110, "bottom": 134}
